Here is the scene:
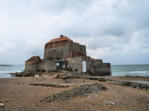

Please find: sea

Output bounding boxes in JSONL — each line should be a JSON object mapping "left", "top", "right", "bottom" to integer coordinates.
{"left": 0, "top": 64, "right": 149, "bottom": 78}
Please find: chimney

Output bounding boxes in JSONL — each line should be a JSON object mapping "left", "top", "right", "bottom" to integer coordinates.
{"left": 60, "top": 35, "right": 64, "bottom": 38}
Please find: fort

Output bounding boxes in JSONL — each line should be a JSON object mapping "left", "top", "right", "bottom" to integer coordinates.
{"left": 25, "top": 35, "right": 111, "bottom": 76}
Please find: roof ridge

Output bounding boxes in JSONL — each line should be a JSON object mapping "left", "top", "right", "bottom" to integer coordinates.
{"left": 47, "top": 35, "right": 73, "bottom": 44}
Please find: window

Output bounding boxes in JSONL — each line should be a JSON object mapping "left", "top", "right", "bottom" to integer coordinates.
{"left": 75, "top": 69, "right": 78, "bottom": 72}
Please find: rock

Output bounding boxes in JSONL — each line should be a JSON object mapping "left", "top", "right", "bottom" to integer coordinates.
{"left": 41, "top": 83, "right": 107, "bottom": 103}
{"left": 147, "top": 102, "right": 149, "bottom": 109}
{"left": 115, "top": 80, "right": 149, "bottom": 90}
{"left": 0, "top": 103, "right": 4, "bottom": 108}
{"left": 106, "top": 101, "right": 116, "bottom": 105}
{"left": 11, "top": 72, "right": 36, "bottom": 77}
{"left": 131, "top": 99, "right": 138, "bottom": 104}
{"left": 35, "top": 75, "right": 40, "bottom": 78}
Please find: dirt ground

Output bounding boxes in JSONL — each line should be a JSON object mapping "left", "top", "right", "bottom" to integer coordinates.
{"left": 0, "top": 73, "right": 149, "bottom": 111}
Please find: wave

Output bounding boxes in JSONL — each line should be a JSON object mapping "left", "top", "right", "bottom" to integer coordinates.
{"left": 129, "top": 71, "right": 149, "bottom": 74}
{"left": 112, "top": 70, "right": 149, "bottom": 76}
{"left": 0, "top": 70, "right": 21, "bottom": 74}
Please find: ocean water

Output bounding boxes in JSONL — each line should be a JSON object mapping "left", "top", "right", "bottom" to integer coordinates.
{"left": 112, "top": 64, "right": 149, "bottom": 77}
{"left": 0, "top": 64, "right": 149, "bottom": 78}
{"left": 0, "top": 65, "right": 24, "bottom": 78}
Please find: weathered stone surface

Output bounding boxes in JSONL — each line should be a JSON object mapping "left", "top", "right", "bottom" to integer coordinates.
{"left": 0, "top": 103, "right": 4, "bottom": 108}
{"left": 106, "top": 101, "right": 117, "bottom": 105}
{"left": 29, "top": 83, "right": 70, "bottom": 88}
{"left": 85, "top": 76, "right": 111, "bottom": 82}
{"left": 147, "top": 102, "right": 149, "bottom": 110}
{"left": 41, "top": 83, "right": 107, "bottom": 103}
{"left": 114, "top": 80, "right": 149, "bottom": 89}
{"left": 11, "top": 72, "right": 35, "bottom": 77}
{"left": 56, "top": 73, "right": 82, "bottom": 79}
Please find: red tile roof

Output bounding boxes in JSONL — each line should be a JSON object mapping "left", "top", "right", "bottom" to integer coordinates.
{"left": 47, "top": 35, "right": 73, "bottom": 44}
{"left": 26, "top": 56, "right": 41, "bottom": 63}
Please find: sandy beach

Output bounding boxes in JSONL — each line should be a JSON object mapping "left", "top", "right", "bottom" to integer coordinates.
{"left": 0, "top": 72, "right": 149, "bottom": 111}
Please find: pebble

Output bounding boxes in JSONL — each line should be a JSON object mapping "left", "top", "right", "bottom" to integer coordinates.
{"left": 107, "top": 101, "right": 116, "bottom": 105}
{"left": 147, "top": 102, "right": 149, "bottom": 109}
{"left": 0, "top": 103, "right": 4, "bottom": 108}
{"left": 35, "top": 75, "right": 40, "bottom": 78}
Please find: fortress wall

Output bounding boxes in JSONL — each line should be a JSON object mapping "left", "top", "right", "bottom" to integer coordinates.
{"left": 65, "top": 57, "right": 83, "bottom": 74}
{"left": 86, "top": 60, "right": 111, "bottom": 76}
{"left": 66, "top": 56, "right": 111, "bottom": 76}
{"left": 44, "top": 42, "right": 86, "bottom": 61}
{"left": 25, "top": 63, "right": 39, "bottom": 72}
{"left": 44, "top": 61, "right": 56, "bottom": 72}
{"left": 44, "top": 47, "right": 64, "bottom": 60}
{"left": 68, "top": 43, "right": 86, "bottom": 57}
{"left": 44, "top": 45, "right": 70, "bottom": 61}
{"left": 38, "top": 62, "right": 45, "bottom": 71}
{"left": 102, "top": 63, "right": 112, "bottom": 75}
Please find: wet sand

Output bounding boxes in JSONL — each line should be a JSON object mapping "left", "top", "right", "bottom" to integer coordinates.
{"left": 0, "top": 73, "right": 149, "bottom": 111}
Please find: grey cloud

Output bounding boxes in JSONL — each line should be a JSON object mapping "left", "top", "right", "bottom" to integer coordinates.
{"left": 0, "top": 0, "right": 149, "bottom": 64}
{"left": 39, "top": 0, "right": 93, "bottom": 14}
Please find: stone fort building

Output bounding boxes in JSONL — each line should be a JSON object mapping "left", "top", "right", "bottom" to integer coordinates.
{"left": 25, "top": 35, "right": 111, "bottom": 76}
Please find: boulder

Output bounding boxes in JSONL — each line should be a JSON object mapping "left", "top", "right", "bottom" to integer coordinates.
{"left": 0, "top": 103, "right": 4, "bottom": 108}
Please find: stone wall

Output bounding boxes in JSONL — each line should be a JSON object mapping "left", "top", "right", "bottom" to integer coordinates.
{"left": 25, "top": 63, "right": 39, "bottom": 72}
{"left": 44, "top": 61, "right": 56, "bottom": 72}
{"left": 44, "top": 44, "right": 69, "bottom": 61}
{"left": 65, "top": 57, "right": 83, "bottom": 74}
{"left": 25, "top": 61, "right": 56, "bottom": 72}
{"left": 87, "top": 62, "right": 111, "bottom": 76}
{"left": 44, "top": 42, "right": 86, "bottom": 61}
{"left": 38, "top": 62, "right": 45, "bottom": 71}
{"left": 85, "top": 57, "right": 111, "bottom": 76}
{"left": 65, "top": 56, "right": 111, "bottom": 76}
{"left": 67, "top": 43, "right": 86, "bottom": 57}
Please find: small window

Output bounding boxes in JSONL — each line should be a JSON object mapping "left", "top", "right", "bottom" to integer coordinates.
{"left": 75, "top": 69, "right": 78, "bottom": 72}
{"left": 57, "top": 57, "right": 60, "bottom": 60}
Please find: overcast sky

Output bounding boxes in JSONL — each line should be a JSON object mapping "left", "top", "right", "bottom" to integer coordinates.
{"left": 0, "top": 0, "right": 149, "bottom": 65}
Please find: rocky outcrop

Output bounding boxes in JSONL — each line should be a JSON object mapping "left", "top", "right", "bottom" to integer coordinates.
{"left": 11, "top": 72, "right": 36, "bottom": 77}
{"left": 41, "top": 83, "right": 107, "bottom": 103}
{"left": 115, "top": 80, "right": 149, "bottom": 89}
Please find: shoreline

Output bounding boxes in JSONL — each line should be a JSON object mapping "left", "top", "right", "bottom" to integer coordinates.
{"left": 1, "top": 72, "right": 149, "bottom": 78}
{"left": 0, "top": 65, "right": 12, "bottom": 66}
